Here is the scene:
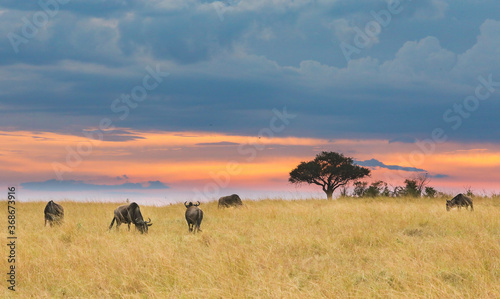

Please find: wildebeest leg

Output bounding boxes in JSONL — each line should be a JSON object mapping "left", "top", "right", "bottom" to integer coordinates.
{"left": 196, "top": 219, "right": 202, "bottom": 233}
{"left": 188, "top": 223, "right": 193, "bottom": 233}
{"left": 46, "top": 214, "right": 53, "bottom": 227}
{"left": 197, "top": 211, "right": 203, "bottom": 233}
{"left": 127, "top": 223, "right": 131, "bottom": 231}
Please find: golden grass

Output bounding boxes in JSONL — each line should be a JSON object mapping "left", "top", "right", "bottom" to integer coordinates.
{"left": 1, "top": 197, "right": 499, "bottom": 298}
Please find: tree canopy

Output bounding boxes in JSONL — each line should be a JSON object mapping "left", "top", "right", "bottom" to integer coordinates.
{"left": 289, "top": 151, "right": 370, "bottom": 199}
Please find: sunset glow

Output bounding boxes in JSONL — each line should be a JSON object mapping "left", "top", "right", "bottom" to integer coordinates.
{"left": 2, "top": 128, "right": 499, "bottom": 202}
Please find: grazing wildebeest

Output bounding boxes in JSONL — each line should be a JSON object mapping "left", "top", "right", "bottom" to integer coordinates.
{"left": 184, "top": 201, "right": 203, "bottom": 233}
{"left": 108, "top": 202, "right": 152, "bottom": 234}
{"left": 218, "top": 194, "right": 243, "bottom": 208}
{"left": 44, "top": 200, "right": 64, "bottom": 227}
{"left": 446, "top": 193, "right": 473, "bottom": 211}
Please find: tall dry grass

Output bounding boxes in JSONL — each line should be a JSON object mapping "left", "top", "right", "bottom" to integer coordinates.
{"left": 1, "top": 197, "right": 499, "bottom": 298}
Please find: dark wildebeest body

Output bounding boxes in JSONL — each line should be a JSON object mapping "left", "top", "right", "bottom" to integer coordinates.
{"left": 44, "top": 200, "right": 64, "bottom": 227}
{"left": 446, "top": 194, "right": 473, "bottom": 211}
{"left": 218, "top": 194, "right": 243, "bottom": 208}
{"left": 185, "top": 201, "right": 203, "bottom": 233}
{"left": 109, "top": 202, "right": 152, "bottom": 233}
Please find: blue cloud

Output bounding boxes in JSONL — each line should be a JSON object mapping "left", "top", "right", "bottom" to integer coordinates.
{"left": 430, "top": 174, "right": 449, "bottom": 179}
{"left": 21, "top": 179, "right": 169, "bottom": 191}
{"left": 355, "top": 159, "right": 449, "bottom": 178}
{"left": 195, "top": 141, "right": 239, "bottom": 146}
{"left": 388, "top": 137, "right": 416, "bottom": 144}
{"left": 355, "top": 159, "right": 427, "bottom": 172}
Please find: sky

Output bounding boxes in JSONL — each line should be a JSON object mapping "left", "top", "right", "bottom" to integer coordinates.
{"left": 1, "top": 0, "right": 499, "bottom": 203}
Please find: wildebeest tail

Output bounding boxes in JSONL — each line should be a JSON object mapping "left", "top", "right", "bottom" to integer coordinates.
{"left": 197, "top": 209, "right": 203, "bottom": 225}
{"left": 109, "top": 217, "right": 116, "bottom": 230}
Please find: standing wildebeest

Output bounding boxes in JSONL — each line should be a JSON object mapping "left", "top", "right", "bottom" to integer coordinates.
{"left": 184, "top": 201, "right": 203, "bottom": 233}
{"left": 44, "top": 200, "right": 64, "bottom": 227}
{"left": 446, "top": 193, "right": 474, "bottom": 211}
{"left": 108, "top": 202, "right": 152, "bottom": 234}
{"left": 218, "top": 194, "right": 243, "bottom": 208}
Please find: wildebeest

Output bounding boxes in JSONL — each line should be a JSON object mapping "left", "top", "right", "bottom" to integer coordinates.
{"left": 184, "top": 201, "right": 203, "bottom": 233}
{"left": 218, "top": 194, "right": 243, "bottom": 208}
{"left": 446, "top": 193, "right": 474, "bottom": 211}
{"left": 44, "top": 200, "right": 64, "bottom": 227}
{"left": 108, "top": 202, "right": 152, "bottom": 234}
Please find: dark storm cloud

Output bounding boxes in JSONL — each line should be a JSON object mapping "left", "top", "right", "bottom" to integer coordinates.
{"left": 1, "top": 1, "right": 500, "bottom": 143}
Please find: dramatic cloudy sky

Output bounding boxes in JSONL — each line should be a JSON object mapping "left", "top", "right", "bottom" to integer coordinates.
{"left": 1, "top": 0, "right": 499, "bottom": 202}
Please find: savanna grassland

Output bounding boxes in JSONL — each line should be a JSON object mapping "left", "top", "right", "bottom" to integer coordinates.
{"left": 1, "top": 197, "right": 499, "bottom": 298}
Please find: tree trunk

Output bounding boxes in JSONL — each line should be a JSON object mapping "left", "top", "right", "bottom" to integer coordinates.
{"left": 326, "top": 189, "right": 334, "bottom": 200}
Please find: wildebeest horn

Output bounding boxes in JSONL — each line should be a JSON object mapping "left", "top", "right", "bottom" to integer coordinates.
{"left": 184, "top": 201, "right": 189, "bottom": 208}
{"left": 194, "top": 201, "right": 200, "bottom": 206}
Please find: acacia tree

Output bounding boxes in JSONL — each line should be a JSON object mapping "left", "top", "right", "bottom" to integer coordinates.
{"left": 289, "top": 151, "right": 370, "bottom": 199}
